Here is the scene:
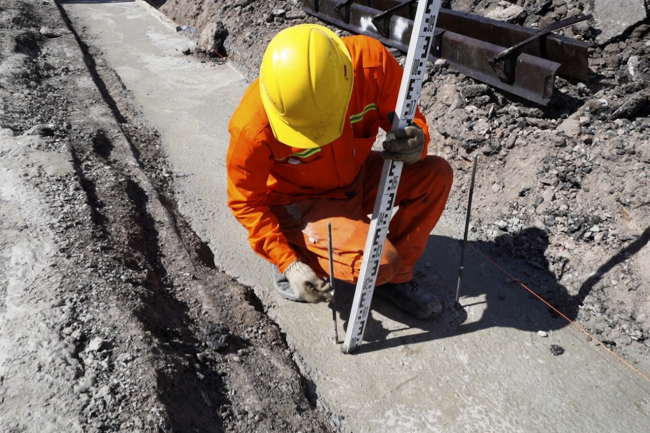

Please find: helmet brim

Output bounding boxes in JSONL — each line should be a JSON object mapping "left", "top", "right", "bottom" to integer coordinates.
{"left": 266, "top": 112, "right": 343, "bottom": 149}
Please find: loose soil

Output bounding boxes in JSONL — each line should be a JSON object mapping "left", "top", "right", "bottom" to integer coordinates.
{"left": 1, "top": 1, "right": 333, "bottom": 431}
{"left": 1, "top": 0, "right": 649, "bottom": 431}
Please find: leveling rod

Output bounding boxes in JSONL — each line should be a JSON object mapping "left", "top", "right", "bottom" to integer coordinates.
{"left": 342, "top": 0, "right": 442, "bottom": 354}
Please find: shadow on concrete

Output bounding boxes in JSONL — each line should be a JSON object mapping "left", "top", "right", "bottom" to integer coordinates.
{"left": 334, "top": 225, "right": 650, "bottom": 354}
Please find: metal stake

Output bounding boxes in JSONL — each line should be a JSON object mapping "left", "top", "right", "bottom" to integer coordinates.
{"left": 455, "top": 154, "right": 478, "bottom": 307}
{"left": 328, "top": 223, "right": 339, "bottom": 343}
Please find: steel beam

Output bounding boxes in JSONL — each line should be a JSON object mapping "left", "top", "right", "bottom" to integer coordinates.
{"left": 303, "top": 0, "right": 589, "bottom": 105}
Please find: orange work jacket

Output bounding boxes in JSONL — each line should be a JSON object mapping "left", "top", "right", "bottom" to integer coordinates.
{"left": 227, "top": 35, "right": 430, "bottom": 272}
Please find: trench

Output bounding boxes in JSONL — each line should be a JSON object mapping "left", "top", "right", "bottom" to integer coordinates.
{"left": 55, "top": 3, "right": 335, "bottom": 429}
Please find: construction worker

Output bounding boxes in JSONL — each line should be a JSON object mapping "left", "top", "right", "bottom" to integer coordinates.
{"left": 227, "top": 24, "right": 452, "bottom": 319}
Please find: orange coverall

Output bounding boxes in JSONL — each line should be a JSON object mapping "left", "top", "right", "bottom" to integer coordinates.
{"left": 227, "top": 35, "right": 452, "bottom": 285}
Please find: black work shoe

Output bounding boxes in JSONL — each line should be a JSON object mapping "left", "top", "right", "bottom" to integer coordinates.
{"left": 272, "top": 265, "right": 300, "bottom": 302}
{"left": 375, "top": 280, "right": 443, "bottom": 319}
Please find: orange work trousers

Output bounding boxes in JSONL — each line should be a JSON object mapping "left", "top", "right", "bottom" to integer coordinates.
{"left": 271, "top": 151, "right": 453, "bottom": 285}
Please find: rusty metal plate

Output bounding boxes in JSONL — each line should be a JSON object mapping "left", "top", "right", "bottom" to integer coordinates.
{"left": 303, "top": 0, "right": 588, "bottom": 105}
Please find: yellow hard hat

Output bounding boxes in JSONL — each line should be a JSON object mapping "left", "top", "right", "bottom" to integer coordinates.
{"left": 259, "top": 24, "right": 354, "bottom": 149}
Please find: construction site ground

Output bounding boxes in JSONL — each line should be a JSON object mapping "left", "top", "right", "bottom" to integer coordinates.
{"left": 1, "top": 0, "right": 650, "bottom": 432}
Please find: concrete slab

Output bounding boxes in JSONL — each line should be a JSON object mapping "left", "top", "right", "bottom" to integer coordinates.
{"left": 62, "top": 2, "right": 650, "bottom": 431}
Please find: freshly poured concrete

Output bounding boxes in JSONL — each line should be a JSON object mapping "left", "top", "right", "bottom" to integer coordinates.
{"left": 61, "top": 2, "right": 650, "bottom": 431}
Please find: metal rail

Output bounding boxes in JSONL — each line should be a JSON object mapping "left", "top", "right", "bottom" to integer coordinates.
{"left": 303, "top": 0, "right": 591, "bottom": 105}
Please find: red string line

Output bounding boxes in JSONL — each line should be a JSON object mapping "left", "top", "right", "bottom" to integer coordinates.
{"left": 464, "top": 241, "right": 650, "bottom": 386}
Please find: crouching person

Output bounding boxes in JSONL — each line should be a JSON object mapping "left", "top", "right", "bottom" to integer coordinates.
{"left": 227, "top": 24, "right": 452, "bottom": 319}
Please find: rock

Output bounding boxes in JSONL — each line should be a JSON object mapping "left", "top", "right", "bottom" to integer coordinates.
{"left": 198, "top": 21, "right": 229, "bottom": 54}
{"left": 638, "top": 141, "right": 650, "bottom": 163}
{"left": 593, "top": 0, "right": 647, "bottom": 44}
{"left": 538, "top": 13, "right": 559, "bottom": 31}
{"left": 87, "top": 337, "right": 104, "bottom": 352}
{"left": 40, "top": 26, "right": 63, "bottom": 38}
{"left": 628, "top": 329, "right": 644, "bottom": 341}
{"left": 437, "top": 83, "right": 459, "bottom": 106}
{"left": 609, "top": 92, "right": 647, "bottom": 120}
{"left": 451, "top": 0, "right": 477, "bottom": 13}
{"left": 486, "top": 5, "right": 526, "bottom": 23}
{"left": 542, "top": 188, "right": 555, "bottom": 203}
{"left": 460, "top": 84, "right": 489, "bottom": 99}
{"left": 472, "top": 118, "right": 491, "bottom": 135}
{"left": 626, "top": 56, "right": 644, "bottom": 80}
{"left": 25, "top": 123, "right": 56, "bottom": 136}
{"left": 434, "top": 58, "right": 449, "bottom": 67}
{"left": 271, "top": 8, "right": 286, "bottom": 17}
{"left": 538, "top": 330, "right": 549, "bottom": 337}
{"left": 201, "top": 322, "right": 230, "bottom": 351}
{"left": 552, "top": 136, "right": 567, "bottom": 147}
{"left": 550, "top": 344, "right": 565, "bottom": 356}
{"left": 116, "top": 353, "right": 134, "bottom": 363}
{"left": 285, "top": 10, "right": 306, "bottom": 20}
{"left": 584, "top": 99, "right": 612, "bottom": 116}
{"left": 630, "top": 24, "right": 650, "bottom": 39}
{"left": 557, "top": 117, "right": 581, "bottom": 138}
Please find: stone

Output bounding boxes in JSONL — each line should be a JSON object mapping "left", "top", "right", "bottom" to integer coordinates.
{"left": 637, "top": 141, "right": 650, "bottom": 163}
{"left": 87, "top": 337, "right": 103, "bottom": 352}
{"left": 550, "top": 344, "right": 565, "bottom": 356}
{"left": 451, "top": 0, "right": 477, "bottom": 13}
{"left": 627, "top": 55, "right": 646, "bottom": 81}
{"left": 198, "top": 21, "right": 229, "bottom": 54}
{"left": 582, "top": 99, "right": 611, "bottom": 113}
{"left": 486, "top": 5, "right": 526, "bottom": 22}
{"left": 460, "top": 84, "right": 489, "bottom": 99}
{"left": 630, "top": 24, "right": 650, "bottom": 39}
{"left": 285, "top": 10, "right": 306, "bottom": 20}
{"left": 437, "top": 83, "right": 459, "bottom": 106}
{"left": 609, "top": 92, "right": 647, "bottom": 120}
{"left": 593, "top": 0, "right": 647, "bottom": 44}
{"left": 553, "top": 136, "right": 567, "bottom": 147}
{"left": 542, "top": 188, "right": 555, "bottom": 203}
{"left": 434, "top": 58, "right": 449, "bottom": 67}
{"left": 557, "top": 117, "right": 581, "bottom": 138}
{"left": 473, "top": 118, "right": 491, "bottom": 135}
{"left": 40, "top": 26, "right": 63, "bottom": 38}
{"left": 116, "top": 353, "right": 134, "bottom": 363}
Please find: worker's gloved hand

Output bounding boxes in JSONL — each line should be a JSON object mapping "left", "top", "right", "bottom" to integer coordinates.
{"left": 284, "top": 260, "right": 332, "bottom": 303}
{"left": 382, "top": 124, "right": 425, "bottom": 164}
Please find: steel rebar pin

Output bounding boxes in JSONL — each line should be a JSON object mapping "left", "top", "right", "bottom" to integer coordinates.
{"left": 327, "top": 223, "right": 339, "bottom": 343}
{"left": 455, "top": 154, "right": 478, "bottom": 308}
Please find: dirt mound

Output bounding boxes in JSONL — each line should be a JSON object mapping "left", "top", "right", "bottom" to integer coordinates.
{"left": 0, "top": 1, "right": 334, "bottom": 430}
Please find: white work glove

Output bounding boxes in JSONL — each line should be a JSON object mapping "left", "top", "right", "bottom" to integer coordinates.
{"left": 382, "top": 124, "right": 425, "bottom": 164}
{"left": 284, "top": 260, "right": 332, "bottom": 303}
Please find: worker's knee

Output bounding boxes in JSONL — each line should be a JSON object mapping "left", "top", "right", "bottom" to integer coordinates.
{"left": 422, "top": 155, "right": 454, "bottom": 186}
{"left": 376, "top": 240, "right": 401, "bottom": 285}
